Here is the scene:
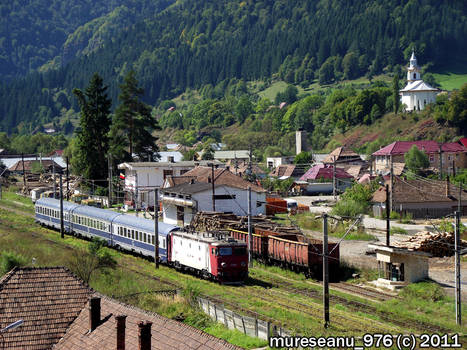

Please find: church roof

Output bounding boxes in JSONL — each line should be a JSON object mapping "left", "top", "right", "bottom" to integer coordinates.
{"left": 400, "top": 80, "right": 438, "bottom": 92}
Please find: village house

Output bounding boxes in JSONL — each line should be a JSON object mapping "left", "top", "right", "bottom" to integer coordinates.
{"left": 161, "top": 166, "right": 266, "bottom": 226}
{"left": 8, "top": 159, "right": 63, "bottom": 174}
{"left": 0, "top": 267, "right": 241, "bottom": 350}
{"left": 322, "top": 146, "right": 365, "bottom": 166}
{"left": 117, "top": 160, "right": 224, "bottom": 208}
{"left": 266, "top": 156, "right": 295, "bottom": 169}
{"left": 268, "top": 164, "right": 306, "bottom": 180}
{"left": 372, "top": 140, "right": 467, "bottom": 175}
{"left": 372, "top": 176, "right": 467, "bottom": 218}
{"left": 298, "top": 164, "right": 354, "bottom": 195}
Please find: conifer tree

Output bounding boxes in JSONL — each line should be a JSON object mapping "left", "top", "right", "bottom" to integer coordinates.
{"left": 110, "top": 71, "right": 159, "bottom": 163}
{"left": 72, "top": 73, "right": 111, "bottom": 182}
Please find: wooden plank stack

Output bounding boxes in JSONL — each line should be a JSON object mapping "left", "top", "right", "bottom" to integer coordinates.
{"left": 393, "top": 230, "right": 466, "bottom": 257}
{"left": 190, "top": 212, "right": 302, "bottom": 236}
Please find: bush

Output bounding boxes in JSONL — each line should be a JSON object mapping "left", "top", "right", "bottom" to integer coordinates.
{"left": 332, "top": 199, "right": 367, "bottom": 217}
{"left": 0, "top": 251, "right": 27, "bottom": 274}
{"left": 390, "top": 211, "right": 400, "bottom": 220}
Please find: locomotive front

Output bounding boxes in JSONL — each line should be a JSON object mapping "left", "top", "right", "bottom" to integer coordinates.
{"left": 209, "top": 239, "right": 248, "bottom": 283}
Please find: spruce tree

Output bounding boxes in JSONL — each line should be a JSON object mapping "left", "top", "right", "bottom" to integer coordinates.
{"left": 72, "top": 73, "right": 111, "bottom": 182}
{"left": 110, "top": 71, "right": 159, "bottom": 163}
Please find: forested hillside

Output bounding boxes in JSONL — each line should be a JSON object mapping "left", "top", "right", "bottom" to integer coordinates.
{"left": 0, "top": 0, "right": 174, "bottom": 80}
{"left": 0, "top": 0, "right": 466, "bottom": 133}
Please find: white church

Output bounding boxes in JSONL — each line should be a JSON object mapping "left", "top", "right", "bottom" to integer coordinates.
{"left": 400, "top": 51, "right": 439, "bottom": 111}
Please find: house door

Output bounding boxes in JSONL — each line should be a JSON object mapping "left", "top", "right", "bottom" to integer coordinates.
{"left": 176, "top": 206, "right": 184, "bottom": 226}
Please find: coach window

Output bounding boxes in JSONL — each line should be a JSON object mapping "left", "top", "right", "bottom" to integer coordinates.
{"left": 131, "top": 230, "right": 135, "bottom": 239}
{"left": 151, "top": 236, "right": 154, "bottom": 245}
{"left": 143, "top": 233, "right": 147, "bottom": 243}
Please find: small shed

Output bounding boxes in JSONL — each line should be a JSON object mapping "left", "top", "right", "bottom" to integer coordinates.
{"left": 368, "top": 243, "right": 431, "bottom": 290}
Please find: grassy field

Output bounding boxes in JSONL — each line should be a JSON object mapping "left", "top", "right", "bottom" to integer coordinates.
{"left": 432, "top": 72, "right": 467, "bottom": 91}
{"left": 1, "top": 188, "right": 466, "bottom": 347}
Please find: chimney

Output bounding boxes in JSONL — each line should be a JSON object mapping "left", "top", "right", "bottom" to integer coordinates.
{"left": 138, "top": 321, "right": 152, "bottom": 350}
{"left": 446, "top": 175, "right": 450, "bottom": 197}
{"left": 190, "top": 178, "right": 195, "bottom": 184}
{"left": 89, "top": 297, "right": 101, "bottom": 332}
{"left": 168, "top": 156, "right": 174, "bottom": 163}
{"left": 115, "top": 315, "right": 127, "bottom": 350}
{"left": 207, "top": 176, "right": 211, "bottom": 183}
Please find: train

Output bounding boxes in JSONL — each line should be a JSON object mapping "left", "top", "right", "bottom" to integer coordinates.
{"left": 228, "top": 227, "right": 340, "bottom": 279}
{"left": 34, "top": 198, "right": 248, "bottom": 283}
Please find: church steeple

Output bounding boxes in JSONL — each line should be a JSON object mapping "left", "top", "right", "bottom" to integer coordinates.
{"left": 407, "top": 50, "right": 421, "bottom": 82}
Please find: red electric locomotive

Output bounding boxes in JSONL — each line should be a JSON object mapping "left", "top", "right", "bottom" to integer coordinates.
{"left": 169, "top": 231, "right": 248, "bottom": 283}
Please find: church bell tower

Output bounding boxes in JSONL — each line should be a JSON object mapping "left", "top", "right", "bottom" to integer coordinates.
{"left": 407, "top": 50, "right": 421, "bottom": 82}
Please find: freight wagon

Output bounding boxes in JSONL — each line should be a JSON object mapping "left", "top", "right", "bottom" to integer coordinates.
{"left": 229, "top": 228, "right": 339, "bottom": 279}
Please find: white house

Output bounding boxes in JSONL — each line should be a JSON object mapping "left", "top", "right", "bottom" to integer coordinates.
{"left": 161, "top": 181, "right": 266, "bottom": 226}
{"left": 266, "top": 156, "right": 295, "bottom": 169}
{"left": 158, "top": 151, "right": 183, "bottom": 163}
{"left": 400, "top": 51, "right": 439, "bottom": 111}
{"left": 117, "top": 160, "right": 224, "bottom": 208}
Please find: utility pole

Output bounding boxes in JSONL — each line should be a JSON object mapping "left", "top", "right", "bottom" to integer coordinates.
{"left": 390, "top": 155, "right": 394, "bottom": 213}
{"left": 52, "top": 154, "right": 56, "bottom": 198}
{"left": 332, "top": 156, "right": 336, "bottom": 200}
{"left": 211, "top": 163, "right": 216, "bottom": 212}
{"left": 386, "top": 184, "right": 390, "bottom": 246}
{"left": 0, "top": 183, "right": 2, "bottom": 200}
{"left": 439, "top": 146, "right": 443, "bottom": 180}
{"left": 134, "top": 172, "right": 138, "bottom": 216}
{"left": 248, "top": 186, "right": 252, "bottom": 267}
{"left": 248, "top": 144, "right": 253, "bottom": 177}
{"left": 66, "top": 156, "right": 69, "bottom": 200}
{"left": 108, "top": 155, "right": 112, "bottom": 207}
{"left": 458, "top": 180, "right": 462, "bottom": 214}
{"left": 454, "top": 210, "right": 461, "bottom": 325}
{"left": 323, "top": 213, "right": 329, "bottom": 328}
{"left": 59, "top": 174, "right": 64, "bottom": 239}
{"left": 21, "top": 153, "right": 26, "bottom": 189}
{"left": 154, "top": 188, "right": 159, "bottom": 269}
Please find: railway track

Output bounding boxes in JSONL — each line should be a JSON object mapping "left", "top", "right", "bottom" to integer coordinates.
{"left": 253, "top": 271, "right": 453, "bottom": 334}
{"left": 0, "top": 204, "right": 455, "bottom": 336}
{"left": 330, "top": 282, "right": 398, "bottom": 302}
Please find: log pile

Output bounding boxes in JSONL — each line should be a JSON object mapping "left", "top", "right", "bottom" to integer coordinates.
{"left": 393, "top": 230, "right": 466, "bottom": 257}
{"left": 190, "top": 211, "right": 302, "bottom": 235}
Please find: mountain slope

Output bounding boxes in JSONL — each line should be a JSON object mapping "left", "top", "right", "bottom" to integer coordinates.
{"left": 0, "top": 0, "right": 174, "bottom": 80}
{"left": 1, "top": 0, "right": 466, "bottom": 133}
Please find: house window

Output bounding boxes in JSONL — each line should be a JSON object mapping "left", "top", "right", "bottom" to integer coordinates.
{"left": 163, "top": 169, "right": 173, "bottom": 179}
{"left": 429, "top": 155, "right": 434, "bottom": 163}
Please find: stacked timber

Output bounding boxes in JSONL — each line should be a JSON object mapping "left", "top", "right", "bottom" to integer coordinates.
{"left": 190, "top": 212, "right": 302, "bottom": 235}
{"left": 393, "top": 230, "right": 466, "bottom": 257}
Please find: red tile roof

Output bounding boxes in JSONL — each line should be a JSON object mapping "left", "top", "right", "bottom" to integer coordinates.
{"left": 8, "top": 160, "right": 63, "bottom": 172}
{"left": 181, "top": 166, "right": 265, "bottom": 192}
{"left": 459, "top": 138, "right": 467, "bottom": 148}
{"left": 372, "top": 177, "right": 466, "bottom": 204}
{"left": 0, "top": 267, "right": 91, "bottom": 350}
{"left": 0, "top": 267, "right": 244, "bottom": 350}
{"left": 55, "top": 293, "right": 243, "bottom": 350}
{"left": 322, "top": 146, "right": 361, "bottom": 163}
{"left": 372, "top": 141, "right": 467, "bottom": 156}
{"left": 268, "top": 164, "right": 296, "bottom": 178}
